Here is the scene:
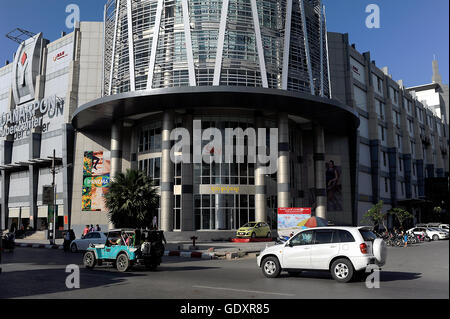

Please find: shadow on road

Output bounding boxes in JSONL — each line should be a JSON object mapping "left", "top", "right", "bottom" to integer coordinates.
{"left": 277, "top": 270, "right": 422, "bottom": 283}
{"left": 0, "top": 268, "right": 143, "bottom": 299}
{"left": 380, "top": 271, "right": 422, "bottom": 282}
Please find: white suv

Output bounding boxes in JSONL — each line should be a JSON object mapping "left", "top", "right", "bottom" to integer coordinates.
{"left": 257, "top": 227, "right": 387, "bottom": 283}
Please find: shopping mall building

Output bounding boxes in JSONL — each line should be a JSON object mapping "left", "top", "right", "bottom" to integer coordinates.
{"left": 0, "top": 0, "right": 448, "bottom": 239}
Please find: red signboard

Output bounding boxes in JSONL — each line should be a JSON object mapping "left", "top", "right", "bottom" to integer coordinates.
{"left": 277, "top": 207, "right": 311, "bottom": 215}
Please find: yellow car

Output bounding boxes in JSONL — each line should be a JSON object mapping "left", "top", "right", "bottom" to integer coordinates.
{"left": 236, "top": 222, "right": 271, "bottom": 238}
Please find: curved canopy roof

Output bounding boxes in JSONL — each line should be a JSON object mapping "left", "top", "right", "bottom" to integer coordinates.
{"left": 72, "top": 87, "right": 359, "bottom": 133}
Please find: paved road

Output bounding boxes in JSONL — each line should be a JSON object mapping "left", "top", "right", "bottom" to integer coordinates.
{"left": 0, "top": 240, "right": 448, "bottom": 299}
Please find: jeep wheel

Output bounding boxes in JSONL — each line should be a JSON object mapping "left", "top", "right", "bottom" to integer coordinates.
{"left": 116, "top": 254, "right": 130, "bottom": 272}
{"left": 261, "top": 256, "right": 281, "bottom": 278}
{"left": 330, "top": 258, "right": 354, "bottom": 283}
{"left": 70, "top": 243, "right": 78, "bottom": 253}
{"left": 83, "top": 251, "right": 96, "bottom": 269}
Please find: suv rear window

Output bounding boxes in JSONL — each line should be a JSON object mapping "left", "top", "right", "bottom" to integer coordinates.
{"left": 359, "top": 229, "right": 377, "bottom": 241}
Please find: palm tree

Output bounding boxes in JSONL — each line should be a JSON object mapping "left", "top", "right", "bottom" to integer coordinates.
{"left": 362, "top": 200, "right": 389, "bottom": 232}
{"left": 104, "top": 169, "right": 159, "bottom": 229}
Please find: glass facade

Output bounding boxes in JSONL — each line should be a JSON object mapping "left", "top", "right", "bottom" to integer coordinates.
{"left": 104, "top": 0, "right": 330, "bottom": 96}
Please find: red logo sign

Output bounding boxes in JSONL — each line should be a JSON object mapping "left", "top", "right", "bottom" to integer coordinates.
{"left": 53, "top": 51, "right": 68, "bottom": 62}
{"left": 20, "top": 52, "right": 28, "bottom": 66}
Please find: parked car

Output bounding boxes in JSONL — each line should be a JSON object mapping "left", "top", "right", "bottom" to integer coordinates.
{"left": 236, "top": 222, "right": 271, "bottom": 238}
{"left": 83, "top": 229, "right": 165, "bottom": 272}
{"left": 408, "top": 227, "right": 448, "bottom": 241}
{"left": 426, "top": 228, "right": 449, "bottom": 240}
{"left": 70, "top": 231, "right": 107, "bottom": 252}
{"left": 439, "top": 224, "right": 449, "bottom": 231}
{"left": 257, "top": 227, "right": 387, "bottom": 283}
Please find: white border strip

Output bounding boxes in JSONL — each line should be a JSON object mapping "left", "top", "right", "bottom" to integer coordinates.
{"left": 213, "top": 0, "right": 229, "bottom": 86}
{"left": 323, "top": 5, "right": 332, "bottom": 98}
{"left": 182, "top": 0, "right": 196, "bottom": 86}
{"left": 127, "top": 0, "right": 136, "bottom": 91}
{"left": 146, "top": 0, "right": 164, "bottom": 90}
{"left": 319, "top": 0, "right": 324, "bottom": 97}
{"left": 109, "top": 0, "right": 121, "bottom": 95}
{"left": 101, "top": 3, "right": 107, "bottom": 96}
{"left": 282, "top": 0, "right": 293, "bottom": 90}
{"left": 299, "top": 0, "right": 315, "bottom": 96}
{"left": 250, "top": 0, "right": 268, "bottom": 88}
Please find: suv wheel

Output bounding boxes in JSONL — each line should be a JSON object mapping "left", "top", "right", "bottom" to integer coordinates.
{"left": 432, "top": 235, "right": 439, "bottom": 241}
{"left": 261, "top": 256, "right": 281, "bottom": 278}
{"left": 70, "top": 243, "right": 78, "bottom": 253}
{"left": 330, "top": 258, "right": 354, "bottom": 283}
{"left": 83, "top": 251, "right": 96, "bottom": 269}
{"left": 116, "top": 254, "right": 130, "bottom": 272}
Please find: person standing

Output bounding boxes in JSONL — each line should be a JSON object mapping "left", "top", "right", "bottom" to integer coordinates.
{"left": 402, "top": 231, "right": 408, "bottom": 248}
{"left": 89, "top": 224, "right": 94, "bottom": 232}
{"left": 82, "top": 225, "right": 89, "bottom": 238}
{"left": 96, "top": 224, "right": 101, "bottom": 231}
{"left": 63, "top": 230, "right": 71, "bottom": 252}
{"left": 152, "top": 216, "right": 157, "bottom": 230}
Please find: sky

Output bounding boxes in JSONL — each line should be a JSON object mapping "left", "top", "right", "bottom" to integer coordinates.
{"left": 0, "top": 0, "right": 448, "bottom": 87}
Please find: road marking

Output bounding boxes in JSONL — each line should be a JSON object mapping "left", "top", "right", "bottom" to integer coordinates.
{"left": 192, "top": 285, "right": 295, "bottom": 297}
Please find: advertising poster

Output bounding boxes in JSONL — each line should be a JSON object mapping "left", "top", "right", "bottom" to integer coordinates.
{"left": 82, "top": 151, "right": 111, "bottom": 211}
{"left": 277, "top": 208, "right": 311, "bottom": 237}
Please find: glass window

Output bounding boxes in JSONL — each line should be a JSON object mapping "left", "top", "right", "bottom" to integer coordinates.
{"left": 290, "top": 230, "right": 314, "bottom": 246}
{"left": 359, "top": 229, "right": 377, "bottom": 241}
{"left": 337, "top": 230, "right": 355, "bottom": 243}
{"left": 314, "top": 230, "right": 334, "bottom": 244}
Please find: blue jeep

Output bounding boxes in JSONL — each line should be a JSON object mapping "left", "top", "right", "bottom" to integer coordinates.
{"left": 83, "top": 229, "right": 165, "bottom": 272}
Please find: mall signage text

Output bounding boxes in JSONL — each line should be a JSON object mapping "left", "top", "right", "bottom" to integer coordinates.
{"left": 0, "top": 95, "right": 63, "bottom": 139}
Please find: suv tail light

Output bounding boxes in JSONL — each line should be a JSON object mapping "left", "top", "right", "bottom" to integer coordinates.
{"left": 360, "top": 243, "right": 368, "bottom": 254}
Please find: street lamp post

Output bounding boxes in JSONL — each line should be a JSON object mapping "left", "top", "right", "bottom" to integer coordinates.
{"left": 50, "top": 149, "right": 57, "bottom": 245}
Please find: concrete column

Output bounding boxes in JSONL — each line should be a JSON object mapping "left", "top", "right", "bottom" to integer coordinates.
{"left": 0, "top": 140, "right": 13, "bottom": 230}
{"left": 255, "top": 116, "right": 267, "bottom": 222}
{"left": 313, "top": 124, "right": 326, "bottom": 219}
{"left": 62, "top": 124, "right": 75, "bottom": 230}
{"left": 277, "top": 113, "right": 290, "bottom": 209}
{"left": 109, "top": 120, "right": 123, "bottom": 229}
{"left": 181, "top": 113, "right": 194, "bottom": 231}
{"left": 160, "top": 111, "right": 174, "bottom": 232}
{"left": 215, "top": 194, "right": 226, "bottom": 230}
{"left": 111, "top": 121, "right": 123, "bottom": 179}
{"left": 29, "top": 132, "right": 41, "bottom": 230}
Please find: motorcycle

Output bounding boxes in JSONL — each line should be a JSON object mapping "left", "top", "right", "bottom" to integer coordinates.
{"left": 1, "top": 232, "right": 15, "bottom": 252}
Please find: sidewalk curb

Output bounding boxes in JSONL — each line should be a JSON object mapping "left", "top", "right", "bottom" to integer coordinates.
{"left": 164, "top": 250, "right": 215, "bottom": 259}
{"left": 15, "top": 243, "right": 64, "bottom": 250}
